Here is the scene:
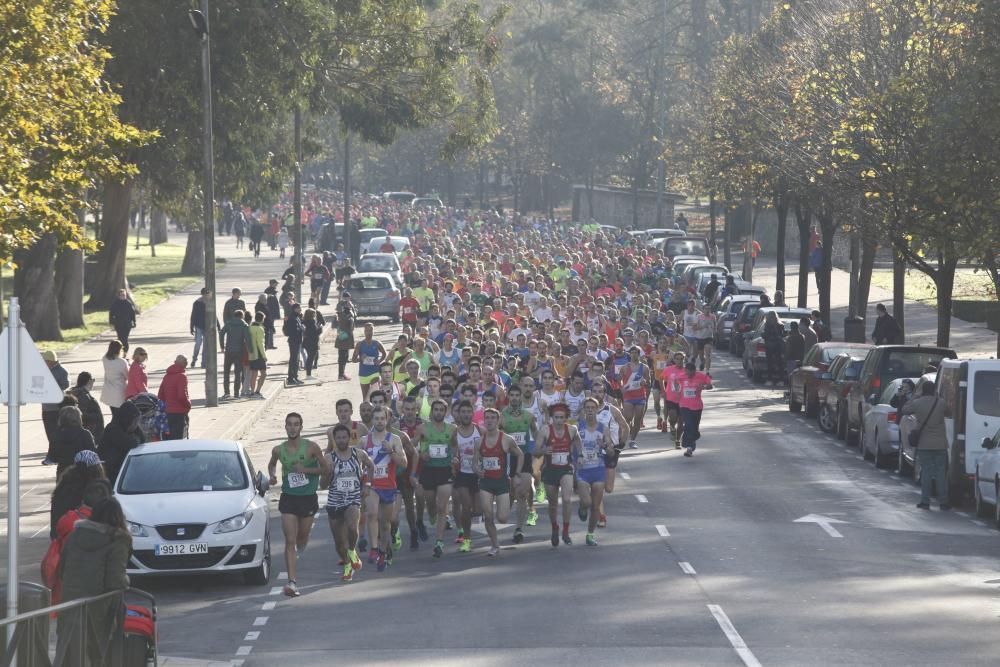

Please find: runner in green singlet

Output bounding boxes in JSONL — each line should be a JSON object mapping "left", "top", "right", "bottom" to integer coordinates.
{"left": 501, "top": 385, "right": 537, "bottom": 543}
{"left": 415, "top": 399, "right": 456, "bottom": 558}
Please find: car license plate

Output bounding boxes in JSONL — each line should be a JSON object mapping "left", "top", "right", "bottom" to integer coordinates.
{"left": 154, "top": 543, "right": 208, "bottom": 556}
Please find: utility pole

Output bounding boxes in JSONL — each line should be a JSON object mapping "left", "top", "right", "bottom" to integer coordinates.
{"left": 343, "top": 132, "right": 352, "bottom": 262}
{"left": 191, "top": 0, "right": 218, "bottom": 407}
{"left": 654, "top": 0, "right": 669, "bottom": 227}
{"left": 293, "top": 107, "right": 303, "bottom": 304}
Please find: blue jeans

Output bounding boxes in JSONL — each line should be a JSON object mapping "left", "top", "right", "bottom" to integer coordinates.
{"left": 192, "top": 327, "right": 204, "bottom": 366}
{"left": 680, "top": 407, "right": 702, "bottom": 450}
{"left": 917, "top": 449, "right": 949, "bottom": 505}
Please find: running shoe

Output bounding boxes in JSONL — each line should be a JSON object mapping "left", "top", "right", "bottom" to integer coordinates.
{"left": 417, "top": 521, "right": 429, "bottom": 542}
{"left": 535, "top": 486, "right": 547, "bottom": 504}
{"left": 656, "top": 417, "right": 663, "bottom": 431}
{"left": 410, "top": 532, "right": 419, "bottom": 551}
{"left": 674, "top": 440, "right": 682, "bottom": 450}
{"left": 445, "top": 516, "right": 454, "bottom": 530}
{"left": 551, "top": 525, "right": 559, "bottom": 547}
{"left": 358, "top": 537, "right": 368, "bottom": 553}
{"left": 597, "top": 514, "right": 607, "bottom": 529}
{"left": 562, "top": 531, "right": 573, "bottom": 546}
{"left": 487, "top": 546, "right": 499, "bottom": 558}
{"left": 341, "top": 564, "right": 353, "bottom": 582}
{"left": 683, "top": 448, "right": 693, "bottom": 457}
{"left": 526, "top": 509, "right": 538, "bottom": 526}
{"left": 455, "top": 529, "right": 465, "bottom": 545}
{"left": 433, "top": 540, "right": 444, "bottom": 558}
{"left": 628, "top": 440, "right": 639, "bottom": 449}
{"left": 283, "top": 581, "right": 300, "bottom": 597}
{"left": 578, "top": 505, "right": 588, "bottom": 522}
{"left": 459, "top": 538, "right": 472, "bottom": 553}
{"left": 513, "top": 529, "right": 524, "bottom": 544}
{"left": 368, "top": 548, "right": 377, "bottom": 564}
{"left": 349, "top": 549, "right": 362, "bottom": 571}
{"left": 586, "top": 533, "right": 597, "bottom": 546}
{"left": 376, "top": 550, "right": 387, "bottom": 572}
{"left": 385, "top": 547, "right": 393, "bottom": 566}
{"left": 393, "top": 529, "right": 402, "bottom": 551}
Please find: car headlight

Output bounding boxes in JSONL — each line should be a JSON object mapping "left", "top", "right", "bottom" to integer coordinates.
{"left": 215, "top": 511, "right": 253, "bottom": 534}
{"left": 127, "top": 521, "right": 148, "bottom": 538}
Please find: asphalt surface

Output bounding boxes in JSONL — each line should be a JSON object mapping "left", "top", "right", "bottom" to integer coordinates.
{"left": 137, "top": 345, "right": 1000, "bottom": 667}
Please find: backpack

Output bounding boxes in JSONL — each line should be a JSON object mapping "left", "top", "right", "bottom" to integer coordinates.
{"left": 41, "top": 508, "right": 87, "bottom": 596}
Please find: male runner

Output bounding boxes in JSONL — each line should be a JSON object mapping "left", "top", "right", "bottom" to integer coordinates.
{"left": 398, "top": 395, "right": 428, "bottom": 547}
{"left": 592, "top": 380, "right": 628, "bottom": 527}
{"left": 577, "top": 398, "right": 612, "bottom": 545}
{"left": 474, "top": 409, "right": 523, "bottom": 557}
{"left": 325, "top": 423, "right": 374, "bottom": 581}
{"left": 536, "top": 403, "right": 582, "bottom": 547}
{"left": 416, "top": 399, "right": 455, "bottom": 558}
{"left": 268, "top": 412, "right": 330, "bottom": 596}
{"left": 362, "top": 406, "right": 407, "bottom": 570}
{"left": 502, "top": 384, "right": 538, "bottom": 542}
{"left": 520, "top": 374, "right": 547, "bottom": 505}
{"left": 450, "top": 399, "right": 482, "bottom": 553}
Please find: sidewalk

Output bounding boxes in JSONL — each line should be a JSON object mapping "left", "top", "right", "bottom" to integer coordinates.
{"left": 743, "top": 256, "right": 997, "bottom": 357}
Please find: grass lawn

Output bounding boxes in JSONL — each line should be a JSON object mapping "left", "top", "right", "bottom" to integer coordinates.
{"left": 34, "top": 242, "right": 199, "bottom": 353}
{"left": 870, "top": 268, "right": 997, "bottom": 306}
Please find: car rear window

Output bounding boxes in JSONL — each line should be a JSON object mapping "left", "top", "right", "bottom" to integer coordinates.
{"left": 973, "top": 371, "right": 1000, "bottom": 417}
{"left": 665, "top": 239, "right": 709, "bottom": 257}
{"left": 350, "top": 277, "right": 391, "bottom": 290}
{"left": 882, "top": 351, "right": 952, "bottom": 381}
{"left": 820, "top": 346, "right": 861, "bottom": 363}
{"left": 360, "top": 257, "right": 397, "bottom": 272}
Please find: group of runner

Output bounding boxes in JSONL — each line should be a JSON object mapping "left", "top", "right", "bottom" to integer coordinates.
{"left": 266, "top": 198, "right": 719, "bottom": 596}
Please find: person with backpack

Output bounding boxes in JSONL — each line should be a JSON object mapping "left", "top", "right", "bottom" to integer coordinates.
{"left": 43, "top": 476, "right": 112, "bottom": 604}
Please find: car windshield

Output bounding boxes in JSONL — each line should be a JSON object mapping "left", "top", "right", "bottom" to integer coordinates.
{"left": 360, "top": 257, "right": 397, "bottom": 272}
{"left": 350, "top": 277, "right": 391, "bottom": 290}
{"left": 665, "top": 240, "right": 709, "bottom": 257}
{"left": 118, "top": 450, "right": 247, "bottom": 494}
{"left": 883, "top": 351, "right": 952, "bottom": 381}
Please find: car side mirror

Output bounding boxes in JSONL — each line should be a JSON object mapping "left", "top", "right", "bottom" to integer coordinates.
{"left": 255, "top": 471, "right": 270, "bottom": 496}
{"left": 983, "top": 437, "right": 995, "bottom": 450}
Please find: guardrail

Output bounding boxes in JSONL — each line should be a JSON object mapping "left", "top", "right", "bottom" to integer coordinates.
{"left": 1, "top": 586, "right": 156, "bottom": 667}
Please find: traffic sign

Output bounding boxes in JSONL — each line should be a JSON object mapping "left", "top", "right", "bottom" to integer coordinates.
{"left": 0, "top": 326, "right": 65, "bottom": 405}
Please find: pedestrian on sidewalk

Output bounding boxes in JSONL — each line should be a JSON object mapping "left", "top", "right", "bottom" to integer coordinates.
{"left": 242, "top": 310, "right": 254, "bottom": 395}
{"left": 278, "top": 227, "right": 289, "bottom": 258}
{"left": 249, "top": 311, "right": 268, "bottom": 396}
{"left": 190, "top": 287, "right": 212, "bottom": 368}
{"left": 249, "top": 218, "right": 264, "bottom": 258}
{"left": 100, "top": 340, "right": 129, "bottom": 421}
{"left": 335, "top": 292, "right": 357, "bottom": 380}
{"left": 42, "top": 350, "right": 70, "bottom": 449}
{"left": 872, "top": 303, "right": 903, "bottom": 345}
{"left": 125, "top": 347, "right": 148, "bottom": 399}
{"left": 69, "top": 372, "right": 104, "bottom": 442}
{"left": 159, "top": 355, "right": 192, "bottom": 439}
{"left": 809, "top": 242, "right": 824, "bottom": 292}
{"left": 800, "top": 316, "right": 818, "bottom": 353}
{"left": 773, "top": 290, "right": 786, "bottom": 308}
{"left": 109, "top": 289, "right": 137, "bottom": 352}
{"left": 901, "top": 381, "right": 949, "bottom": 510}
{"left": 48, "top": 452, "right": 107, "bottom": 540}
{"left": 784, "top": 322, "right": 806, "bottom": 377}
{"left": 45, "top": 477, "right": 111, "bottom": 605}
{"left": 98, "top": 400, "right": 143, "bottom": 484}
{"left": 303, "top": 308, "right": 323, "bottom": 378}
{"left": 223, "top": 287, "right": 246, "bottom": 322}
{"left": 284, "top": 303, "right": 305, "bottom": 385}
{"left": 220, "top": 309, "right": 251, "bottom": 399}
{"left": 264, "top": 280, "right": 281, "bottom": 349}
{"left": 49, "top": 406, "right": 97, "bottom": 477}
{"left": 320, "top": 251, "right": 335, "bottom": 304}
{"left": 280, "top": 277, "right": 297, "bottom": 318}
{"left": 810, "top": 310, "right": 831, "bottom": 343}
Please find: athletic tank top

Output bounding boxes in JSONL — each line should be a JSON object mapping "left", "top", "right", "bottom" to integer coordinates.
{"left": 456, "top": 427, "right": 482, "bottom": 475}
{"left": 525, "top": 394, "right": 545, "bottom": 426}
{"left": 564, "top": 390, "right": 586, "bottom": 421}
{"left": 358, "top": 340, "right": 381, "bottom": 376}
{"left": 280, "top": 439, "right": 319, "bottom": 496}
{"left": 421, "top": 421, "right": 454, "bottom": 468}
{"left": 577, "top": 421, "right": 606, "bottom": 469}
{"left": 365, "top": 432, "right": 397, "bottom": 490}
{"left": 539, "top": 389, "right": 564, "bottom": 410}
{"left": 544, "top": 425, "right": 572, "bottom": 470}
{"left": 597, "top": 404, "right": 620, "bottom": 445}
{"left": 621, "top": 363, "right": 647, "bottom": 401}
{"left": 501, "top": 408, "right": 533, "bottom": 453}
{"left": 438, "top": 347, "right": 460, "bottom": 369}
{"left": 479, "top": 430, "right": 507, "bottom": 480}
{"left": 399, "top": 417, "right": 422, "bottom": 441}
{"left": 326, "top": 449, "right": 363, "bottom": 507}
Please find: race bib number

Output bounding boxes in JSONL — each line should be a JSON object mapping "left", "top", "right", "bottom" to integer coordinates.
{"left": 336, "top": 477, "right": 359, "bottom": 492}
{"left": 683, "top": 388, "right": 696, "bottom": 399}
{"left": 363, "top": 356, "right": 376, "bottom": 366}
{"left": 460, "top": 456, "right": 474, "bottom": 474}
{"left": 551, "top": 452, "right": 569, "bottom": 466}
{"left": 374, "top": 463, "right": 389, "bottom": 479}
{"left": 656, "top": 360, "right": 668, "bottom": 370}
{"left": 287, "top": 472, "right": 309, "bottom": 489}
{"left": 510, "top": 432, "right": 526, "bottom": 446}
{"left": 429, "top": 444, "right": 448, "bottom": 459}
{"left": 482, "top": 457, "right": 501, "bottom": 471}
{"left": 582, "top": 449, "right": 599, "bottom": 463}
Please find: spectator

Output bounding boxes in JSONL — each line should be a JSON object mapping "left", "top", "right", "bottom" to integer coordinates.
{"left": 264, "top": 280, "right": 281, "bottom": 349}
{"left": 41, "top": 350, "right": 70, "bottom": 450}
{"left": 890, "top": 379, "right": 916, "bottom": 410}
{"left": 125, "top": 347, "right": 148, "bottom": 399}
{"left": 48, "top": 451, "right": 107, "bottom": 540}
{"left": 277, "top": 227, "right": 289, "bottom": 258}
{"left": 69, "top": 372, "right": 104, "bottom": 442}
{"left": 57, "top": 498, "right": 131, "bottom": 666}
{"left": 810, "top": 310, "right": 831, "bottom": 343}
{"left": 100, "top": 340, "right": 129, "bottom": 420}
{"left": 872, "top": 303, "right": 903, "bottom": 345}
{"left": 901, "top": 381, "right": 949, "bottom": 510}
{"left": 159, "top": 355, "right": 192, "bottom": 439}
{"left": 283, "top": 302, "right": 305, "bottom": 385}
{"left": 249, "top": 218, "right": 264, "bottom": 258}
{"left": 44, "top": 478, "right": 112, "bottom": 604}
{"left": 335, "top": 292, "right": 357, "bottom": 381}
{"left": 773, "top": 290, "right": 786, "bottom": 308}
{"left": 220, "top": 309, "right": 250, "bottom": 399}
{"left": 190, "top": 287, "right": 212, "bottom": 368}
{"left": 809, "top": 241, "right": 824, "bottom": 291}
{"left": 48, "top": 406, "right": 97, "bottom": 477}
{"left": 303, "top": 308, "right": 323, "bottom": 378}
{"left": 784, "top": 322, "right": 806, "bottom": 377}
{"left": 97, "top": 400, "right": 143, "bottom": 484}
{"left": 248, "top": 311, "right": 268, "bottom": 397}
{"left": 241, "top": 310, "right": 254, "bottom": 396}
{"left": 800, "top": 316, "right": 818, "bottom": 353}
{"left": 222, "top": 287, "right": 246, "bottom": 322}
{"left": 108, "top": 288, "right": 137, "bottom": 352}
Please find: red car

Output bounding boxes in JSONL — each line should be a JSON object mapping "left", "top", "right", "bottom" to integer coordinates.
{"left": 788, "top": 342, "right": 872, "bottom": 416}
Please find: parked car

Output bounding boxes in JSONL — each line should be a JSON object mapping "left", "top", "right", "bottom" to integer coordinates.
{"left": 974, "top": 427, "right": 1000, "bottom": 525}
{"left": 356, "top": 252, "right": 403, "bottom": 287}
{"left": 382, "top": 191, "right": 416, "bottom": 204}
{"left": 662, "top": 236, "right": 711, "bottom": 261}
{"left": 860, "top": 378, "right": 919, "bottom": 467}
{"left": 736, "top": 307, "right": 813, "bottom": 364}
{"left": 116, "top": 440, "right": 271, "bottom": 584}
{"left": 729, "top": 302, "right": 766, "bottom": 356}
{"left": 709, "top": 280, "right": 767, "bottom": 310}
{"left": 643, "top": 228, "right": 686, "bottom": 248}
{"left": 411, "top": 196, "right": 443, "bottom": 209}
{"left": 742, "top": 314, "right": 804, "bottom": 382}
{"left": 817, "top": 354, "right": 865, "bottom": 434}
{"left": 684, "top": 264, "right": 732, "bottom": 289}
{"left": 714, "top": 295, "right": 763, "bottom": 346}
{"left": 845, "top": 345, "right": 956, "bottom": 447}
{"left": 670, "top": 257, "right": 710, "bottom": 279}
{"left": 344, "top": 272, "right": 401, "bottom": 322}
{"left": 788, "top": 342, "right": 873, "bottom": 416}
{"left": 365, "top": 235, "right": 411, "bottom": 255}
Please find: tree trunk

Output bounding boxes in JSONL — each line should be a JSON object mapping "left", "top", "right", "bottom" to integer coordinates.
{"left": 55, "top": 209, "right": 86, "bottom": 328}
{"left": 13, "top": 235, "right": 62, "bottom": 340}
{"left": 856, "top": 234, "right": 877, "bottom": 319}
{"left": 774, "top": 188, "right": 789, "bottom": 297}
{"left": 182, "top": 227, "right": 205, "bottom": 275}
{"left": 817, "top": 211, "right": 837, "bottom": 328}
{"left": 933, "top": 255, "right": 958, "bottom": 348}
{"left": 722, "top": 205, "right": 732, "bottom": 269}
{"left": 150, "top": 208, "right": 168, "bottom": 245}
{"left": 446, "top": 166, "right": 456, "bottom": 208}
{"left": 794, "top": 201, "right": 811, "bottom": 308}
{"left": 708, "top": 194, "right": 717, "bottom": 249}
{"left": 86, "top": 178, "right": 133, "bottom": 310}
{"left": 893, "top": 247, "right": 906, "bottom": 340}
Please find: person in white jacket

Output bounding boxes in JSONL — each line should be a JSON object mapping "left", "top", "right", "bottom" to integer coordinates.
{"left": 100, "top": 339, "right": 130, "bottom": 421}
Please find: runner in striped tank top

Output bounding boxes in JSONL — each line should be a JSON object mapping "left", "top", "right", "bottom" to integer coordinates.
{"left": 474, "top": 409, "right": 523, "bottom": 557}
{"left": 325, "top": 423, "right": 375, "bottom": 581}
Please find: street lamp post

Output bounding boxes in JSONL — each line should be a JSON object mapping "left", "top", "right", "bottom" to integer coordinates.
{"left": 190, "top": 0, "right": 218, "bottom": 407}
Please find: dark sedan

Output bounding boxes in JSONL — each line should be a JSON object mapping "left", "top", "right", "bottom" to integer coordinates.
{"left": 788, "top": 342, "right": 872, "bottom": 416}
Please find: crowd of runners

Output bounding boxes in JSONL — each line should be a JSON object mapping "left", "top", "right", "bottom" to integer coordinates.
{"left": 265, "top": 195, "right": 719, "bottom": 596}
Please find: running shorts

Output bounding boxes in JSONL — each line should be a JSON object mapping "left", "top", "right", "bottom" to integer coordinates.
{"left": 278, "top": 493, "right": 318, "bottom": 518}
{"left": 419, "top": 466, "right": 453, "bottom": 491}
{"left": 541, "top": 466, "right": 572, "bottom": 487}
{"left": 479, "top": 477, "right": 509, "bottom": 496}
{"left": 453, "top": 472, "right": 480, "bottom": 492}
{"left": 576, "top": 466, "right": 607, "bottom": 485}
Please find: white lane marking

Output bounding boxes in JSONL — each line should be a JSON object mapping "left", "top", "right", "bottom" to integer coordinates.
{"left": 878, "top": 469, "right": 889, "bottom": 474}
{"left": 231, "top": 661, "right": 245, "bottom": 667}
{"left": 253, "top": 616, "right": 269, "bottom": 626}
{"left": 634, "top": 494, "right": 648, "bottom": 503}
{"left": 262, "top": 601, "right": 276, "bottom": 611}
{"left": 30, "top": 526, "right": 48, "bottom": 538}
{"left": 793, "top": 514, "right": 846, "bottom": 538}
{"left": 679, "top": 562, "right": 697, "bottom": 575}
{"left": 708, "top": 604, "right": 762, "bottom": 667}
{"left": 268, "top": 587, "right": 283, "bottom": 595}
{"left": 620, "top": 472, "right": 631, "bottom": 480}
{"left": 656, "top": 524, "right": 670, "bottom": 537}
{"left": 244, "top": 631, "right": 260, "bottom": 641}
{"left": 854, "top": 455, "right": 864, "bottom": 460}
{"left": 278, "top": 571, "right": 288, "bottom": 580}
{"left": 235, "top": 646, "right": 252, "bottom": 656}
{"left": 971, "top": 520, "right": 987, "bottom": 527}
{"left": 956, "top": 511, "right": 970, "bottom": 518}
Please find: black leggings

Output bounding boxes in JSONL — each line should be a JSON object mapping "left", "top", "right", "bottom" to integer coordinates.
{"left": 338, "top": 349, "right": 349, "bottom": 377}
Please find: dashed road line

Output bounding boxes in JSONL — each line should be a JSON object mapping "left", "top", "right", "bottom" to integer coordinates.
{"left": 268, "top": 586, "right": 283, "bottom": 595}
{"left": 656, "top": 524, "right": 670, "bottom": 537}
{"left": 679, "top": 562, "right": 697, "bottom": 575}
{"left": 253, "top": 616, "right": 269, "bottom": 626}
{"left": 244, "top": 631, "right": 260, "bottom": 641}
{"left": 635, "top": 494, "right": 648, "bottom": 503}
{"left": 708, "top": 604, "right": 762, "bottom": 667}
{"left": 278, "top": 571, "right": 288, "bottom": 580}
{"left": 620, "top": 472, "right": 631, "bottom": 480}
{"left": 262, "top": 601, "right": 276, "bottom": 611}
{"left": 235, "top": 646, "right": 253, "bottom": 656}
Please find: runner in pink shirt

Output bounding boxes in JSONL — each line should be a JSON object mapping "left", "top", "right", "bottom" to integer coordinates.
{"left": 660, "top": 352, "right": 688, "bottom": 449}
{"left": 677, "top": 361, "right": 713, "bottom": 457}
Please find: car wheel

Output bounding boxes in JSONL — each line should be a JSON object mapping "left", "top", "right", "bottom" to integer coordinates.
{"left": 818, "top": 404, "right": 834, "bottom": 432}
{"left": 244, "top": 529, "right": 271, "bottom": 585}
{"left": 752, "top": 367, "right": 765, "bottom": 384}
{"left": 872, "top": 430, "right": 882, "bottom": 468}
{"left": 804, "top": 396, "right": 819, "bottom": 418}
{"left": 860, "top": 425, "right": 871, "bottom": 459}
{"left": 974, "top": 471, "right": 990, "bottom": 518}
{"left": 837, "top": 409, "right": 847, "bottom": 441}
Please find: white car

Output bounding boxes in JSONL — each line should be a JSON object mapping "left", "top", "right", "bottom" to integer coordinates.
{"left": 115, "top": 440, "right": 272, "bottom": 585}
{"left": 974, "top": 428, "right": 1000, "bottom": 526}
{"left": 860, "top": 378, "right": 914, "bottom": 468}
{"left": 365, "top": 235, "right": 411, "bottom": 255}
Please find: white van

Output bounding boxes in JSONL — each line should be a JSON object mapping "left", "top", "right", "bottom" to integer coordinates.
{"left": 935, "top": 359, "right": 1000, "bottom": 501}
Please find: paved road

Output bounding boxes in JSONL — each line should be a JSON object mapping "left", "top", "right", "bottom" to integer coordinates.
{"left": 142, "top": 343, "right": 1000, "bottom": 666}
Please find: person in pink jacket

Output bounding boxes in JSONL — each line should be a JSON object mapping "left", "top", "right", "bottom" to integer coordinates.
{"left": 125, "top": 347, "right": 148, "bottom": 399}
{"left": 158, "top": 355, "right": 192, "bottom": 440}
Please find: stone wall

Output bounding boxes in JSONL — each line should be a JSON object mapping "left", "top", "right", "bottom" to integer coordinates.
{"left": 572, "top": 185, "right": 686, "bottom": 230}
